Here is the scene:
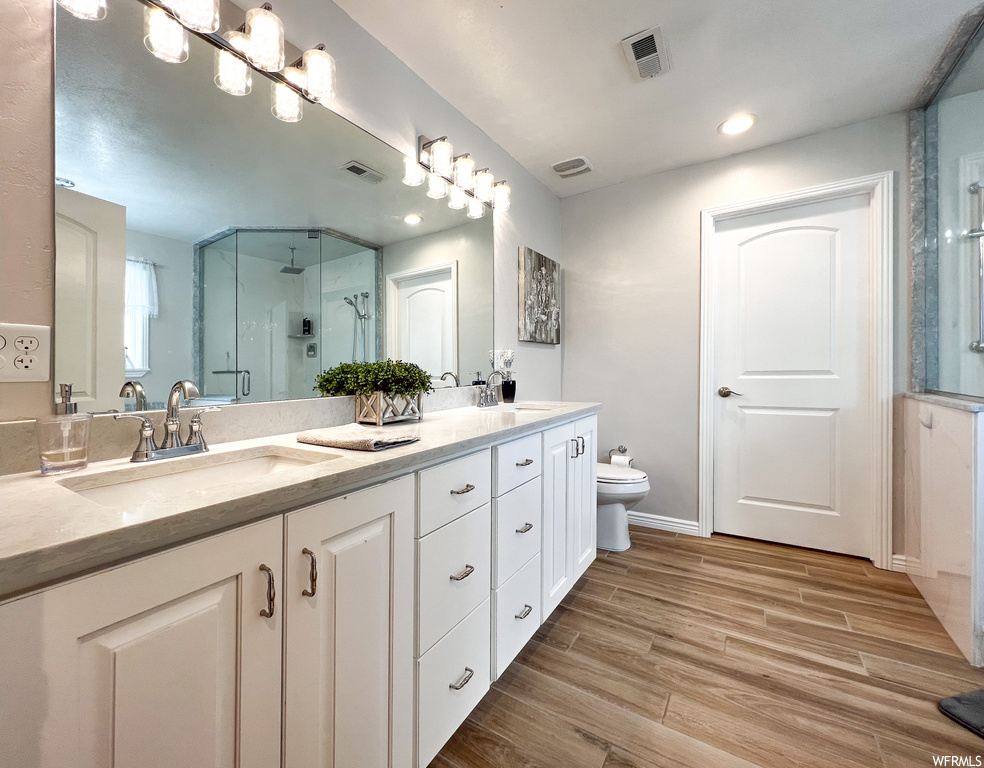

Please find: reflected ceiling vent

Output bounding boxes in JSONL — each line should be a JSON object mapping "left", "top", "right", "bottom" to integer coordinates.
{"left": 620, "top": 26, "right": 669, "bottom": 80}
{"left": 551, "top": 156, "right": 593, "bottom": 179}
{"left": 341, "top": 161, "right": 385, "bottom": 184}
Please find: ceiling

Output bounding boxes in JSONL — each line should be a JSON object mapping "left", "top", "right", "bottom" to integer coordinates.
{"left": 330, "top": 0, "right": 982, "bottom": 197}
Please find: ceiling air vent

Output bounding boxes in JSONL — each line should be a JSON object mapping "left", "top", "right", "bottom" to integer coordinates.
{"left": 551, "top": 157, "right": 593, "bottom": 179}
{"left": 620, "top": 26, "right": 669, "bottom": 80}
{"left": 341, "top": 161, "right": 385, "bottom": 184}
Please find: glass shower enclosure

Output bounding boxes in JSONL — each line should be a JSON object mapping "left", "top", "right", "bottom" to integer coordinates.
{"left": 194, "top": 228, "right": 381, "bottom": 404}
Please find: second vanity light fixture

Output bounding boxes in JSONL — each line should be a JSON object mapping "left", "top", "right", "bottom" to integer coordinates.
{"left": 406, "top": 135, "right": 512, "bottom": 215}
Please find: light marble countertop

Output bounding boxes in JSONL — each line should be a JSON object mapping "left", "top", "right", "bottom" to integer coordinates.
{"left": 0, "top": 401, "right": 600, "bottom": 601}
{"left": 905, "top": 392, "right": 984, "bottom": 413}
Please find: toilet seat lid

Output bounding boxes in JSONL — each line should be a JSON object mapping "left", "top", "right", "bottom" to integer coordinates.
{"left": 597, "top": 463, "right": 647, "bottom": 483}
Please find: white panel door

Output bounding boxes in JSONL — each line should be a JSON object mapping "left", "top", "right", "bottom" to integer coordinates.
{"left": 541, "top": 422, "right": 576, "bottom": 619}
{"left": 386, "top": 263, "right": 457, "bottom": 379}
{"left": 712, "top": 193, "right": 872, "bottom": 556}
{"left": 573, "top": 415, "right": 598, "bottom": 580}
{"left": 284, "top": 475, "right": 414, "bottom": 768}
{"left": 0, "top": 517, "right": 283, "bottom": 768}
{"left": 54, "top": 187, "right": 126, "bottom": 411}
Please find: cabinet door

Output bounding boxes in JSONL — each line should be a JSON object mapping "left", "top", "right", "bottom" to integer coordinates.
{"left": 284, "top": 475, "right": 414, "bottom": 768}
{"left": 0, "top": 517, "right": 283, "bottom": 768}
{"left": 574, "top": 415, "right": 598, "bottom": 580}
{"left": 541, "top": 422, "right": 577, "bottom": 619}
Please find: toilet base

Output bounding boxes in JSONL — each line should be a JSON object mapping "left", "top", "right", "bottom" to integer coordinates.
{"left": 598, "top": 502, "right": 632, "bottom": 551}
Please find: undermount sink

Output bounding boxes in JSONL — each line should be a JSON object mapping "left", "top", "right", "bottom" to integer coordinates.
{"left": 58, "top": 445, "right": 340, "bottom": 507}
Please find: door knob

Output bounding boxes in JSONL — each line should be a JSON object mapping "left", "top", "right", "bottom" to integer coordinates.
{"left": 718, "top": 386, "right": 744, "bottom": 398}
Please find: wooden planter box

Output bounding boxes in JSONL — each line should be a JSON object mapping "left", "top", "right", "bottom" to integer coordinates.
{"left": 355, "top": 392, "right": 423, "bottom": 426}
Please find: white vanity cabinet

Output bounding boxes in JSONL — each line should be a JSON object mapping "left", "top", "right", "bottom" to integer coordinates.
{"left": 0, "top": 517, "right": 285, "bottom": 768}
{"left": 284, "top": 475, "right": 415, "bottom": 768}
{"left": 573, "top": 415, "right": 598, "bottom": 581}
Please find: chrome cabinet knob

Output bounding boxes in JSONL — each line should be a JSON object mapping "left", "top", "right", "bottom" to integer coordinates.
{"left": 718, "top": 386, "right": 744, "bottom": 398}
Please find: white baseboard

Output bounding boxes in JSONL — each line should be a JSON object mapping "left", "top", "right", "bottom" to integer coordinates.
{"left": 628, "top": 512, "right": 700, "bottom": 537}
{"left": 890, "top": 554, "right": 908, "bottom": 573}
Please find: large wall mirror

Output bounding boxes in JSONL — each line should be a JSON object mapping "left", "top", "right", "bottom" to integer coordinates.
{"left": 54, "top": 0, "right": 493, "bottom": 411}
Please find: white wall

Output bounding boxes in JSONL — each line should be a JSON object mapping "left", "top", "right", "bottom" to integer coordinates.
{"left": 561, "top": 113, "right": 911, "bottom": 549}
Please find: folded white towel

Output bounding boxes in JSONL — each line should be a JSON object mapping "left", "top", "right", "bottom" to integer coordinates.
{"left": 297, "top": 424, "right": 420, "bottom": 452}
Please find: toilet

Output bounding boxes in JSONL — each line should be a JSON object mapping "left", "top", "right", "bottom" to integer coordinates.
{"left": 596, "top": 462, "right": 650, "bottom": 551}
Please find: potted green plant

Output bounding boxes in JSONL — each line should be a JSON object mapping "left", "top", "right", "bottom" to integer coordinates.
{"left": 314, "top": 360, "right": 432, "bottom": 425}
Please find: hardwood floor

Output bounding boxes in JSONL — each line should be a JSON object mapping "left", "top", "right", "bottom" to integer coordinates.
{"left": 432, "top": 527, "right": 984, "bottom": 768}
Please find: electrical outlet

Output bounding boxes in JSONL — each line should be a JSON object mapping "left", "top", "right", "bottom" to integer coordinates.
{"left": 0, "top": 323, "right": 50, "bottom": 383}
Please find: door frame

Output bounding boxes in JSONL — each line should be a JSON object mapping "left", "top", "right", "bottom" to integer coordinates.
{"left": 697, "top": 172, "right": 894, "bottom": 569}
{"left": 384, "top": 260, "right": 458, "bottom": 371}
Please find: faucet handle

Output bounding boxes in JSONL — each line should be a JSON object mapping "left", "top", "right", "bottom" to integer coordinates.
{"left": 190, "top": 406, "right": 221, "bottom": 422}
{"left": 114, "top": 413, "right": 158, "bottom": 460}
{"left": 185, "top": 406, "right": 221, "bottom": 448}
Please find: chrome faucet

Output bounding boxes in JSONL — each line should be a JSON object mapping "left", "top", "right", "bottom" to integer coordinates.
{"left": 115, "top": 380, "right": 220, "bottom": 463}
{"left": 478, "top": 370, "right": 507, "bottom": 408}
{"left": 119, "top": 380, "right": 148, "bottom": 411}
{"left": 440, "top": 371, "right": 461, "bottom": 387}
{"left": 162, "top": 380, "right": 201, "bottom": 449}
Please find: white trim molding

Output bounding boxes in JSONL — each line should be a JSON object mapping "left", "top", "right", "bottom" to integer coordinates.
{"left": 698, "top": 172, "right": 895, "bottom": 570}
{"left": 891, "top": 554, "right": 909, "bottom": 573}
{"left": 628, "top": 512, "right": 701, "bottom": 537}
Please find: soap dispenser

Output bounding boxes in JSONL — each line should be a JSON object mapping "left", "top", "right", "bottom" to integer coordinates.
{"left": 55, "top": 383, "right": 78, "bottom": 414}
{"left": 471, "top": 371, "right": 485, "bottom": 386}
{"left": 36, "top": 383, "right": 93, "bottom": 475}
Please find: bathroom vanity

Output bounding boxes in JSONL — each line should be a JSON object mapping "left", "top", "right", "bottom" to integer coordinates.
{"left": 0, "top": 402, "right": 598, "bottom": 768}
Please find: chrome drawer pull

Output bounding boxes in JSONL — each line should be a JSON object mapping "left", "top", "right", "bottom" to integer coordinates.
{"left": 577, "top": 436, "right": 585, "bottom": 455}
{"left": 515, "top": 604, "right": 533, "bottom": 620}
{"left": 449, "top": 667, "right": 474, "bottom": 690}
{"left": 516, "top": 458, "right": 534, "bottom": 467}
{"left": 516, "top": 522, "right": 534, "bottom": 534}
{"left": 301, "top": 548, "right": 317, "bottom": 597}
{"left": 259, "top": 564, "right": 276, "bottom": 618}
{"left": 450, "top": 564, "right": 475, "bottom": 581}
{"left": 450, "top": 483, "right": 476, "bottom": 496}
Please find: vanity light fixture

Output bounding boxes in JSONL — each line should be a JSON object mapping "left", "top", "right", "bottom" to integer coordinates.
{"left": 453, "top": 154, "right": 476, "bottom": 191}
{"left": 466, "top": 197, "right": 485, "bottom": 219}
{"left": 56, "top": 0, "right": 106, "bottom": 21}
{"left": 404, "top": 214, "right": 422, "bottom": 225}
{"left": 426, "top": 172, "right": 449, "bottom": 200}
{"left": 171, "top": 0, "right": 219, "bottom": 34}
{"left": 297, "top": 45, "right": 336, "bottom": 103}
{"left": 422, "top": 137, "right": 454, "bottom": 178}
{"left": 717, "top": 114, "right": 756, "bottom": 135}
{"left": 474, "top": 168, "right": 495, "bottom": 204}
{"left": 493, "top": 181, "right": 511, "bottom": 212}
{"left": 448, "top": 184, "right": 468, "bottom": 211}
{"left": 402, "top": 156, "right": 426, "bottom": 187}
{"left": 244, "top": 4, "right": 285, "bottom": 72}
{"left": 214, "top": 31, "right": 252, "bottom": 95}
{"left": 144, "top": 5, "right": 189, "bottom": 63}
{"left": 271, "top": 67, "right": 304, "bottom": 122}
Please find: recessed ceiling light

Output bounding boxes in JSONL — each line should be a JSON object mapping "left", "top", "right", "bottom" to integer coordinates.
{"left": 718, "top": 114, "right": 756, "bottom": 135}
{"left": 404, "top": 214, "right": 422, "bottom": 225}
{"left": 55, "top": 177, "right": 76, "bottom": 188}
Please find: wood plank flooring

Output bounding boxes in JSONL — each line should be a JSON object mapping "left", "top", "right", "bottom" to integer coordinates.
{"left": 432, "top": 527, "right": 984, "bottom": 768}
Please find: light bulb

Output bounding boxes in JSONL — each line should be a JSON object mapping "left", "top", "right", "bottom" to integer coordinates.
{"left": 493, "top": 182, "right": 511, "bottom": 212}
{"left": 717, "top": 114, "right": 756, "bottom": 135}
{"left": 467, "top": 197, "right": 485, "bottom": 219}
{"left": 453, "top": 155, "right": 475, "bottom": 191}
{"left": 215, "top": 32, "right": 251, "bottom": 95}
{"left": 144, "top": 6, "right": 189, "bottom": 63}
{"left": 404, "top": 214, "right": 422, "bottom": 225}
{"left": 271, "top": 69, "right": 304, "bottom": 123}
{"left": 429, "top": 139, "right": 453, "bottom": 178}
{"left": 403, "top": 156, "right": 426, "bottom": 187}
{"left": 172, "top": 0, "right": 219, "bottom": 33}
{"left": 302, "top": 47, "right": 335, "bottom": 102}
{"left": 245, "top": 6, "right": 285, "bottom": 72}
{"left": 474, "top": 169, "right": 495, "bottom": 203}
{"left": 448, "top": 185, "right": 468, "bottom": 211}
{"left": 427, "top": 173, "right": 449, "bottom": 200}
{"left": 56, "top": 0, "right": 106, "bottom": 21}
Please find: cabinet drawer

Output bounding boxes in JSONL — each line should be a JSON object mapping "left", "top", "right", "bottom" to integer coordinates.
{"left": 417, "top": 504, "right": 492, "bottom": 655}
{"left": 495, "top": 433, "right": 542, "bottom": 495}
{"left": 493, "top": 554, "right": 541, "bottom": 680}
{"left": 418, "top": 449, "right": 492, "bottom": 536}
{"left": 417, "top": 599, "right": 491, "bottom": 768}
{"left": 493, "top": 477, "right": 542, "bottom": 588}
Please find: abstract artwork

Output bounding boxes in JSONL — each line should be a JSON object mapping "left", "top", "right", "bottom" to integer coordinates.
{"left": 518, "top": 246, "right": 560, "bottom": 344}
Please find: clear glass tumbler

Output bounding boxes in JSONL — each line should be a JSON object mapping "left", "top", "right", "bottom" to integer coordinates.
{"left": 36, "top": 413, "right": 93, "bottom": 475}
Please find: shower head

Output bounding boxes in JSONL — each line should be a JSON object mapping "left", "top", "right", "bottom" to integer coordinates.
{"left": 344, "top": 296, "right": 356, "bottom": 308}
{"left": 280, "top": 246, "right": 305, "bottom": 274}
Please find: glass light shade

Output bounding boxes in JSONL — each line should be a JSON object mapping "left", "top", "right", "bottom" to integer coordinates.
{"left": 453, "top": 155, "right": 476, "bottom": 191}
{"left": 402, "top": 156, "right": 426, "bottom": 186}
{"left": 493, "top": 182, "right": 511, "bottom": 212}
{"left": 448, "top": 185, "right": 468, "bottom": 210}
{"left": 467, "top": 197, "right": 485, "bottom": 219}
{"left": 302, "top": 48, "right": 335, "bottom": 102}
{"left": 426, "top": 173, "right": 449, "bottom": 200}
{"left": 271, "top": 69, "right": 304, "bottom": 123}
{"left": 245, "top": 6, "right": 285, "bottom": 72}
{"left": 214, "top": 33, "right": 251, "bottom": 95}
{"left": 429, "top": 139, "right": 453, "bottom": 178}
{"left": 474, "top": 169, "right": 495, "bottom": 203}
{"left": 172, "top": 0, "right": 219, "bottom": 33}
{"left": 56, "top": 0, "right": 106, "bottom": 21}
{"left": 144, "top": 7, "right": 189, "bottom": 64}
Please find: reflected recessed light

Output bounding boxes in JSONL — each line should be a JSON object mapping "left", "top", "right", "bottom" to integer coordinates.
{"left": 404, "top": 214, "right": 422, "bottom": 225}
{"left": 718, "top": 114, "right": 756, "bottom": 135}
{"left": 55, "top": 177, "right": 76, "bottom": 188}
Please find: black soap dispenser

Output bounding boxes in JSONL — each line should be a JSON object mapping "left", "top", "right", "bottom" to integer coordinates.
{"left": 471, "top": 371, "right": 485, "bottom": 386}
